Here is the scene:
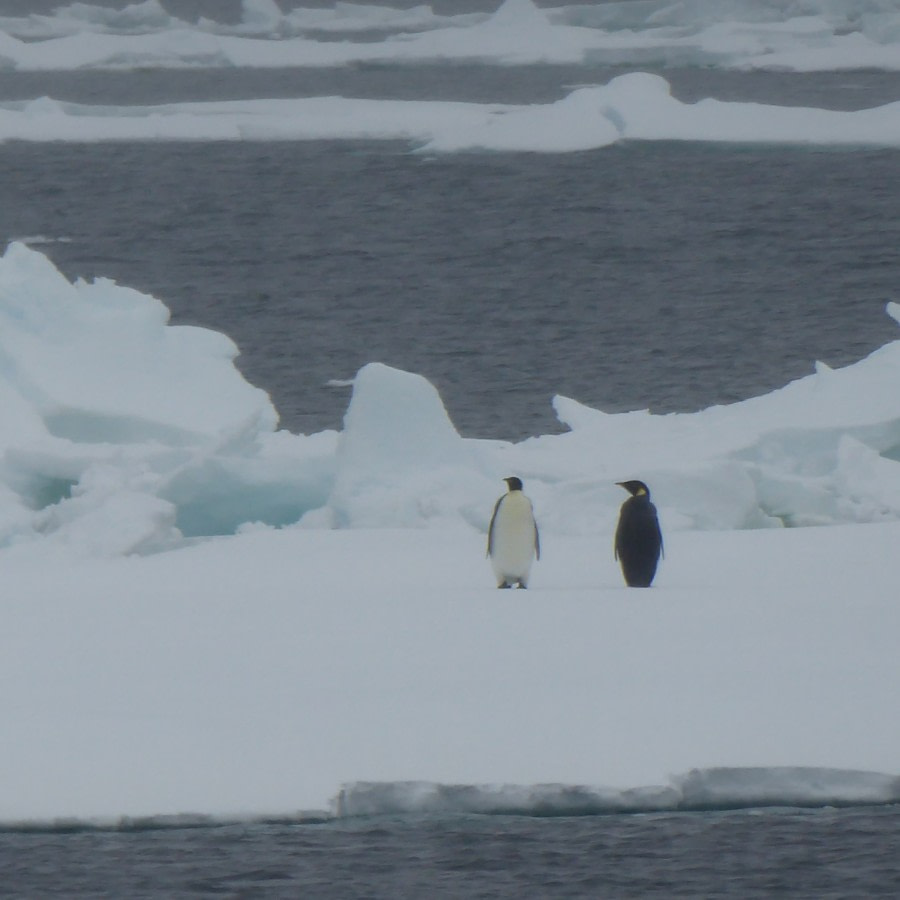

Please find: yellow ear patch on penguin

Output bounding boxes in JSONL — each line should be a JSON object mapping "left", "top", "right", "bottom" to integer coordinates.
{"left": 635, "top": 486, "right": 648, "bottom": 496}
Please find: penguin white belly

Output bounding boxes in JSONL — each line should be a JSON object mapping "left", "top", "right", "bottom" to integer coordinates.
{"left": 490, "top": 494, "right": 537, "bottom": 583}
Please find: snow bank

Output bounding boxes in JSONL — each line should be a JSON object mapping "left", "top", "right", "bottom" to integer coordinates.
{"left": 0, "top": 0, "right": 899, "bottom": 71}
{"left": 2, "top": 242, "right": 900, "bottom": 555}
{"left": 2, "top": 74, "right": 900, "bottom": 152}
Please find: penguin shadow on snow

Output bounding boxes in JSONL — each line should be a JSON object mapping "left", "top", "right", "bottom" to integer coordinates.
{"left": 485, "top": 477, "right": 664, "bottom": 590}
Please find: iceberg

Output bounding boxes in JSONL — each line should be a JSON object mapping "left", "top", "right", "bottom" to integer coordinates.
{"left": 0, "top": 241, "right": 320, "bottom": 552}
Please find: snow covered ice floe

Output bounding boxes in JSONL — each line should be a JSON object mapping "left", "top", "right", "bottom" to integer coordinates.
{"left": 2, "top": 243, "right": 900, "bottom": 822}
{"left": 2, "top": 73, "right": 900, "bottom": 152}
{"left": 3, "top": 513, "right": 900, "bottom": 821}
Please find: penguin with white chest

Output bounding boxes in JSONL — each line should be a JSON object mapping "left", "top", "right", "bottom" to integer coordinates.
{"left": 487, "top": 476, "right": 540, "bottom": 589}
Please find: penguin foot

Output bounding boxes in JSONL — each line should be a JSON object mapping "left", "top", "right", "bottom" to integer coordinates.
{"left": 517, "top": 581, "right": 528, "bottom": 589}
{"left": 497, "top": 582, "right": 512, "bottom": 589}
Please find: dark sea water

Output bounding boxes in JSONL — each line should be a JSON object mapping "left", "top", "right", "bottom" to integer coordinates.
{"left": 1, "top": 66, "right": 899, "bottom": 439}
{"left": 3, "top": 806, "right": 900, "bottom": 898}
{"left": 1, "top": 26, "right": 900, "bottom": 895}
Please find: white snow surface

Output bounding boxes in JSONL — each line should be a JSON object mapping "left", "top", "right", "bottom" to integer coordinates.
{"left": 1, "top": 0, "right": 900, "bottom": 71}
{"left": 2, "top": 242, "right": 900, "bottom": 823}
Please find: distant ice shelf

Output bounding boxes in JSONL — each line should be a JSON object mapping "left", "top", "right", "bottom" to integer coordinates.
{"left": 333, "top": 766, "right": 900, "bottom": 818}
{"left": 0, "top": 0, "right": 899, "bottom": 72}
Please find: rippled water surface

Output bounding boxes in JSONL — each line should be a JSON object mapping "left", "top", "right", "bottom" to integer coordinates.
{"left": 4, "top": 806, "right": 900, "bottom": 898}
{"left": 1, "top": 68, "right": 899, "bottom": 439}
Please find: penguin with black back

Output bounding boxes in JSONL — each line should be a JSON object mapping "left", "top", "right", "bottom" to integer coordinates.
{"left": 487, "top": 476, "right": 540, "bottom": 588}
{"left": 614, "top": 480, "right": 663, "bottom": 587}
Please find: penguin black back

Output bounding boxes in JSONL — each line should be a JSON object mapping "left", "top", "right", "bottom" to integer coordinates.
{"left": 614, "top": 480, "right": 663, "bottom": 587}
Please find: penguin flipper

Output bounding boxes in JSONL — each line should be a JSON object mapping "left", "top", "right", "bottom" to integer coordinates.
{"left": 486, "top": 496, "right": 503, "bottom": 558}
{"left": 650, "top": 501, "right": 664, "bottom": 559}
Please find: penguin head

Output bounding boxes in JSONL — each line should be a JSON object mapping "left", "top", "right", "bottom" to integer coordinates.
{"left": 617, "top": 480, "right": 650, "bottom": 498}
{"left": 504, "top": 476, "right": 523, "bottom": 492}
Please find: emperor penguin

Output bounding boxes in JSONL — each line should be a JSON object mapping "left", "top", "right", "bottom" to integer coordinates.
{"left": 487, "top": 476, "right": 540, "bottom": 589}
{"left": 614, "top": 480, "right": 663, "bottom": 587}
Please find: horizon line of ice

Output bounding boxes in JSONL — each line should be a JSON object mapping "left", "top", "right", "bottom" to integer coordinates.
{"left": 333, "top": 766, "right": 900, "bottom": 818}
{"left": 0, "top": 766, "right": 896, "bottom": 830}
{"left": 0, "top": 0, "right": 899, "bottom": 72}
{"left": 2, "top": 74, "right": 900, "bottom": 152}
